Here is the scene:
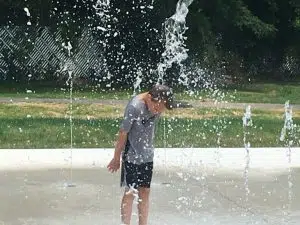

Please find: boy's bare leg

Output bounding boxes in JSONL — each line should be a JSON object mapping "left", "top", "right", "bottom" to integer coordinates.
{"left": 137, "top": 187, "right": 151, "bottom": 225}
{"left": 121, "top": 190, "right": 134, "bottom": 225}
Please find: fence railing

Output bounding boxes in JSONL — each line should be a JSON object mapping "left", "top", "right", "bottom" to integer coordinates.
{"left": 0, "top": 26, "right": 105, "bottom": 82}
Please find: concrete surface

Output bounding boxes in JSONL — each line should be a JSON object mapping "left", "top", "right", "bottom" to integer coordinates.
{"left": 0, "top": 148, "right": 299, "bottom": 225}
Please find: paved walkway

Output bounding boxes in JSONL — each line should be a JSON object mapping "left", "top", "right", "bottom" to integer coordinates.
{"left": 1, "top": 97, "right": 300, "bottom": 110}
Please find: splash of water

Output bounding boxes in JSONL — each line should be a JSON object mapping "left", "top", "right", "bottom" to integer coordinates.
{"left": 94, "top": 0, "right": 111, "bottom": 45}
{"left": 157, "top": 0, "right": 195, "bottom": 185}
{"left": 94, "top": 0, "right": 110, "bottom": 19}
{"left": 280, "top": 101, "right": 294, "bottom": 144}
{"left": 280, "top": 101, "right": 294, "bottom": 224}
{"left": 242, "top": 105, "right": 252, "bottom": 203}
{"left": 94, "top": 0, "right": 113, "bottom": 86}
{"left": 24, "top": 8, "right": 32, "bottom": 25}
{"left": 62, "top": 41, "right": 75, "bottom": 187}
{"left": 132, "top": 70, "right": 143, "bottom": 96}
{"left": 157, "top": 0, "right": 194, "bottom": 85}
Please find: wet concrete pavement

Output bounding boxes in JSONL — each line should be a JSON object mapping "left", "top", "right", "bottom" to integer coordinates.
{"left": 0, "top": 165, "right": 299, "bottom": 225}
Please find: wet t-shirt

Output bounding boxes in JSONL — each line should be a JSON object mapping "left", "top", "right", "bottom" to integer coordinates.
{"left": 120, "top": 95, "right": 159, "bottom": 164}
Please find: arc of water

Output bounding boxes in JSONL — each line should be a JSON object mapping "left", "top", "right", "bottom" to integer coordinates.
{"left": 94, "top": 2, "right": 117, "bottom": 223}
{"left": 156, "top": 0, "right": 195, "bottom": 185}
{"left": 157, "top": 0, "right": 194, "bottom": 85}
{"left": 242, "top": 105, "right": 252, "bottom": 203}
{"left": 280, "top": 101, "right": 294, "bottom": 224}
{"left": 63, "top": 42, "right": 75, "bottom": 187}
{"left": 133, "top": 70, "right": 143, "bottom": 96}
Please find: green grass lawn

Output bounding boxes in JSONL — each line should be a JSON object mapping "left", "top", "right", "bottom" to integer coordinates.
{"left": 224, "top": 83, "right": 300, "bottom": 104}
{"left": 0, "top": 102, "right": 299, "bottom": 148}
{"left": 0, "top": 83, "right": 132, "bottom": 100}
{"left": 1, "top": 82, "right": 300, "bottom": 104}
{"left": 1, "top": 117, "right": 299, "bottom": 148}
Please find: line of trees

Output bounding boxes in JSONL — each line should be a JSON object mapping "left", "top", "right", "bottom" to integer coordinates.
{"left": 1, "top": 0, "right": 300, "bottom": 87}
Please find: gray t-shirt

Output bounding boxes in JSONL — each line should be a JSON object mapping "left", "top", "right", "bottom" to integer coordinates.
{"left": 120, "top": 96, "right": 160, "bottom": 164}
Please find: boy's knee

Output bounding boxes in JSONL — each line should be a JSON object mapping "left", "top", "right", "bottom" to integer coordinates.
{"left": 138, "top": 187, "right": 150, "bottom": 198}
{"left": 123, "top": 191, "right": 135, "bottom": 198}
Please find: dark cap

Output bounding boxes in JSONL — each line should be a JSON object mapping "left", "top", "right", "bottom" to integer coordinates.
{"left": 148, "top": 84, "right": 174, "bottom": 110}
{"left": 148, "top": 84, "right": 194, "bottom": 109}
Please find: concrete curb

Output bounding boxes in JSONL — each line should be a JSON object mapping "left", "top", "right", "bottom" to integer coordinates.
{"left": 1, "top": 148, "right": 299, "bottom": 171}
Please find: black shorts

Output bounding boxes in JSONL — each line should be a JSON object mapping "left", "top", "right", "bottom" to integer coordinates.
{"left": 120, "top": 161, "right": 153, "bottom": 189}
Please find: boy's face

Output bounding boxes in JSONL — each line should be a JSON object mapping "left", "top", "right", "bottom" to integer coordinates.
{"left": 148, "top": 98, "right": 167, "bottom": 115}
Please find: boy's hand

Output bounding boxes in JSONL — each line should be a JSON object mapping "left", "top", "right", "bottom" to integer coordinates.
{"left": 107, "top": 158, "right": 120, "bottom": 173}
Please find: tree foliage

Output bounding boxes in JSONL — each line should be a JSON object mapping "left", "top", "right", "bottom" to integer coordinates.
{"left": 0, "top": 0, "right": 299, "bottom": 84}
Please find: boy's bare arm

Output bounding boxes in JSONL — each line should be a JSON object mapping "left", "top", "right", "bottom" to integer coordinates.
{"left": 114, "top": 129, "right": 128, "bottom": 159}
{"left": 107, "top": 129, "right": 128, "bottom": 172}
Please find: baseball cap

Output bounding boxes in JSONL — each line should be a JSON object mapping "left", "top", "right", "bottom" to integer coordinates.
{"left": 148, "top": 84, "right": 174, "bottom": 109}
{"left": 148, "top": 84, "right": 194, "bottom": 110}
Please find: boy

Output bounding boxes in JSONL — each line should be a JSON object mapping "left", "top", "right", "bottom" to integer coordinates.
{"left": 107, "top": 84, "right": 176, "bottom": 225}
